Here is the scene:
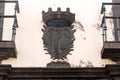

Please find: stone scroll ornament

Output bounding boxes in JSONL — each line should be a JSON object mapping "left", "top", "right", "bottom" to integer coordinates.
{"left": 42, "top": 7, "right": 75, "bottom": 60}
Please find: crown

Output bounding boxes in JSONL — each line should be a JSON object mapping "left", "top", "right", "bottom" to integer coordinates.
{"left": 42, "top": 7, "right": 75, "bottom": 26}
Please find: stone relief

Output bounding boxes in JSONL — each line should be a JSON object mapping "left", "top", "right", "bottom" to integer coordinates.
{"left": 42, "top": 7, "right": 75, "bottom": 67}
{"left": 42, "top": 25, "right": 76, "bottom": 60}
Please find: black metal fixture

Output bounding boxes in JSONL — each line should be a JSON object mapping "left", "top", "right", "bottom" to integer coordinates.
{"left": 0, "top": 0, "right": 20, "bottom": 41}
{"left": 0, "top": 0, "right": 20, "bottom": 62}
{"left": 101, "top": 3, "right": 120, "bottom": 62}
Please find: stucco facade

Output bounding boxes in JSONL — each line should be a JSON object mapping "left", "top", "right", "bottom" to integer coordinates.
{"left": 0, "top": 0, "right": 116, "bottom": 67}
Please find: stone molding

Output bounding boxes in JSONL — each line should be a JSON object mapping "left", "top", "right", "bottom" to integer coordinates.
{"left": 0, "top": 64, "right": 120, "bottom": 79}
{"left": 0, "top": 41, "right": 17, "bottom": 61}
{"left": 102, "top": 41, "right": 120, "bottom": 62}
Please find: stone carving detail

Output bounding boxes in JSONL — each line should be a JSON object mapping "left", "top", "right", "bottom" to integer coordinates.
{"left": 42, "top": 7, "right": 75, "bottom": 61}
{"left": 42, "top": 25, "right": 75, "bottom": 60}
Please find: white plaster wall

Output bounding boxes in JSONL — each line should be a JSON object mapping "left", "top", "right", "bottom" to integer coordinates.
{"left": 2, "top": 0, "right": 116, "bottom": 67}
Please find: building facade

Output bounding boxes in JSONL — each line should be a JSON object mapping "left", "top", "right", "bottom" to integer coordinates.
{"left": 0, "top": 0, "right": 120, "bottom": 80}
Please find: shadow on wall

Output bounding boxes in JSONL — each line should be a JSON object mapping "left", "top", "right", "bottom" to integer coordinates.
{"left": 72, "top": 20, "right": 85, "bottom": 31}
{"left": 71, "top": 60, "right": 94, "bottom": 67}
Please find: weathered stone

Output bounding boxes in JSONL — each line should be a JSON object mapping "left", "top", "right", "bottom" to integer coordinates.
{"left": 47, "top": 61, "right": 71, "bottom": 68}
{"left": 42, "top": 8, "right": 75, "bottom": 61}
{"left": 42, "top": 26, "right": 75, "bottom": 60}
{"left": 0, "top": 41, "right": 17, "bottom": 60}
{"left": 101, "top": 41, "right": 120, "bottom": 62}
{"left": 42, "top": 7, "right": 75, "bottom": 27}
{"left": 0, "top": 64, "right": 118, "bottom": 79}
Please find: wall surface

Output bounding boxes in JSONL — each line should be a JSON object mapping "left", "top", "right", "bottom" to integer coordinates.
{"left": 1, "top": 0, "right": 115, "bottom": 67}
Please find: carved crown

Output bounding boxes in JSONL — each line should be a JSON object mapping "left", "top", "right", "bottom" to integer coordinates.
{"left": 42, "top": 7, "right": 75, "bottom": 26}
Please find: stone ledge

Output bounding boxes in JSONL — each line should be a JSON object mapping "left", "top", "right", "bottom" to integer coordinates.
{"left": 0, "top": 41, "right": 17, "bottom": 60}
{"left": 101, "top": 41, "right": 120, "bottom": 61}
{"left": 10, "top": 67, "right": 107, "bottom": 79}
{"left": 0, "top": 65, "right": 119, "bottom": 79}
{"left": 0, "top": 65, "right": 11, "bottom": 79}
{"left": 106, "top": 64, "right": 120, "bottom": 76}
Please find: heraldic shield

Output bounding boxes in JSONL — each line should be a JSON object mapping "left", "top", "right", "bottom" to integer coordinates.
{"left": 42, "top": 7, "right": 75, "bottom": 61}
